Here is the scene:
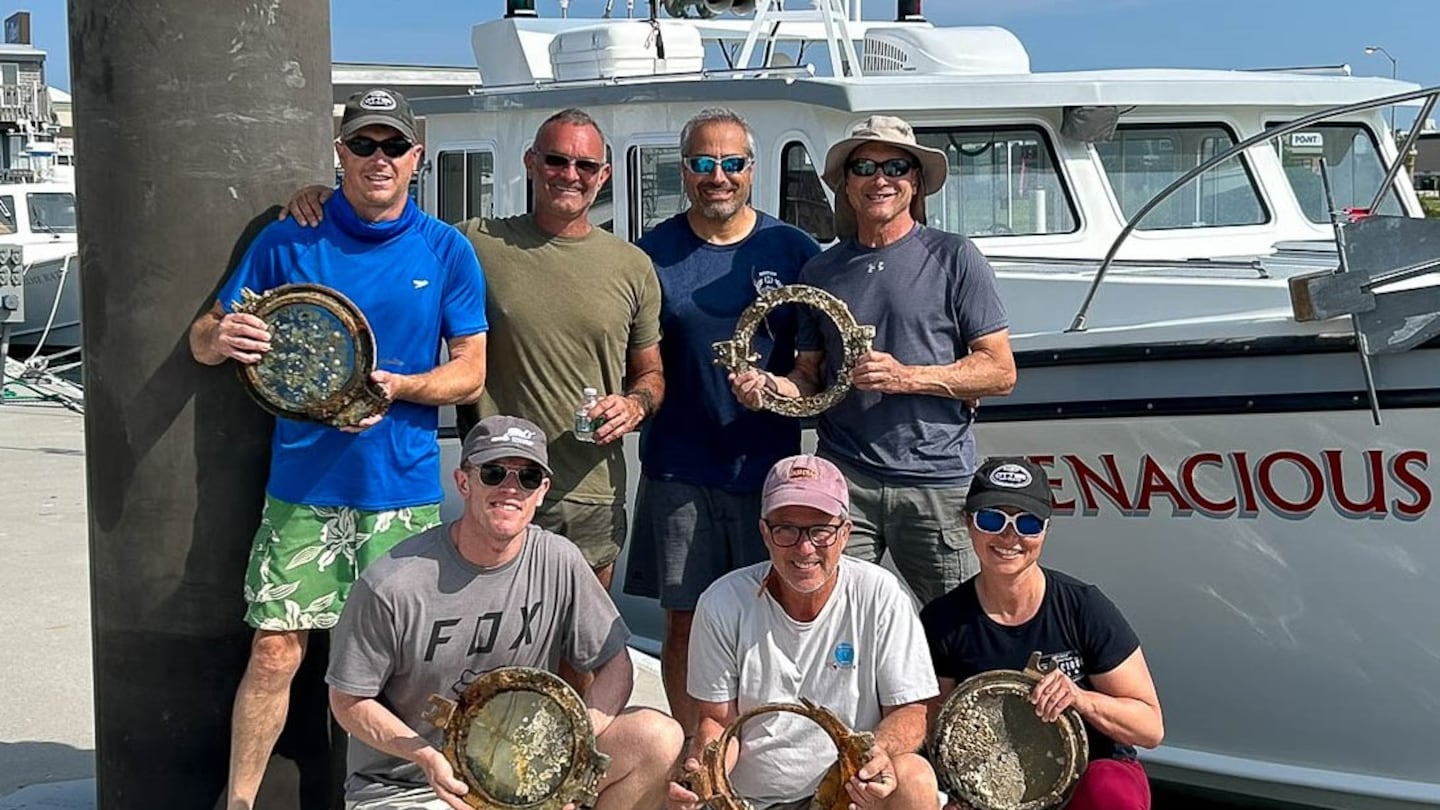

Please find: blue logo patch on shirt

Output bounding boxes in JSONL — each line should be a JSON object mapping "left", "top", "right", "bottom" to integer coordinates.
{"left": 832, "top": 641, "right": 855, "bottom": 669}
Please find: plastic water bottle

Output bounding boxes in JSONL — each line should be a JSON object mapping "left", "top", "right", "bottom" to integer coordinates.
{"left": 574, "top": 387, "right": 601, "bottom": 443}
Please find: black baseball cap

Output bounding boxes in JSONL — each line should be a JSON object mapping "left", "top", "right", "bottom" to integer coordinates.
{"left": 339, "top": 88, "right": 418, "bottom": 142}
{"left": 966, "top": 456, "right": 1054, "bottom": 519}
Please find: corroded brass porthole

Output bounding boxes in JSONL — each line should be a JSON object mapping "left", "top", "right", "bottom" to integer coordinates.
{"left": 685, "top": 698, "right": 874, "bottom": 810}
{"left": 232, "top": 283, "right": 390, "bottom": 427}
{"left": 712, "top": 284, "right": 875, "bottom": 418}
{"left": 929, "top": 653, "right": 1088, "bottom": 810}
{"left": 422, "top": 667, "right": 610, "bottom": 810}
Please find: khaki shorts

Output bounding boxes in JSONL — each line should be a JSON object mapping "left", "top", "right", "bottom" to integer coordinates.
{"left": 534, "top": 496, "right": 627, "bottom": 570}
{"left": 243, "top": 495, "right": 441, "bottom": 631}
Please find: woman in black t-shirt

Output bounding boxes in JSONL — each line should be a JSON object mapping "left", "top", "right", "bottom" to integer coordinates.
{"left": 920, "top": 456, "right": 1164, "bottom": 810}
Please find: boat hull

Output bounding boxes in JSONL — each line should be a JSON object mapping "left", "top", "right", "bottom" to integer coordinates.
{"left": 593, "top": 330, "right": 1440, "bottom": 808}
{"left": 9, "top": 251, "right": 80, "bottom": 349}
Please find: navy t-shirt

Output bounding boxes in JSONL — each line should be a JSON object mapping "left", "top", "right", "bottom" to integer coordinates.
{"left": 796, "top": 225, "right": 1007, "bottom": 487}
{"left": 637, "top": 212, "right": 819, "bottom": 491}
{"left": 920, "top": 568, "right": 1142, "bottom": 760}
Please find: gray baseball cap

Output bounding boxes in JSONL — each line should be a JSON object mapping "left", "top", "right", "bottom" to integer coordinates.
{"left": 461, "top": 415, "right": 551, "bottom": 474}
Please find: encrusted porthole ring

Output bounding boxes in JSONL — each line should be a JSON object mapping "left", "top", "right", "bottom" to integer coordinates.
{"left": 684, "top": 698, "right": 875, "bottom": 810}
{"left": 422, "top": 666, "right": 611, "bottom": 810}
{"left": 712, "top": 284, "right": 876, "bottom": 418}
{"left": 231, "top": 283, "right": 391, "bottom": 427}
{"left": 929, "top": 652, "right": 1089, "bottom": 810}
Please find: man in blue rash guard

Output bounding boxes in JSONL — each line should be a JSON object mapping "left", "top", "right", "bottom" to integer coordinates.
{"left": 188, "top": 88, "right": 488, "bottom": 810}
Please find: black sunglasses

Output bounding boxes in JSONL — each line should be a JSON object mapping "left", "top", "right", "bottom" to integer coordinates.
{"left": 683, "top": 154, "right": 750, "bottom": 175}
{"left": 475, "top": 463, "right": 548, "bottom": 491}
{"left": 540, "top": 152, "right": 605, "bottom": 176}
{"left": 343, "top": 136, "right": 415, "bottom": 159}
{"left": 847, "top": 157, "right": 917, "bottom": 178}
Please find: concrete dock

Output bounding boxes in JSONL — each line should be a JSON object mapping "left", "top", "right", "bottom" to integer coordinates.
{"left": 0, "top": 403, "right": 93, "bottom": 804}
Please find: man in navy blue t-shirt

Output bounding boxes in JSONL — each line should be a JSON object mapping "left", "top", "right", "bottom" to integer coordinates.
{"left": 621, "top": 108, "right": 819, "bottom": 736}
{"left": 189, "top": 88, "right": 488, "bottom": 810}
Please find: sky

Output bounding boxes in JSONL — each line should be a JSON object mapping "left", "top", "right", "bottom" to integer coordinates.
{"left": 22, "top": 0, "right": 1440, "bottom": 125}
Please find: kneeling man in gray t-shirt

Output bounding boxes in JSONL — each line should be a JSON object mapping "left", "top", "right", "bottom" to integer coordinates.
{"left": 327, "top": 415, "right": 682, "bottom": 810}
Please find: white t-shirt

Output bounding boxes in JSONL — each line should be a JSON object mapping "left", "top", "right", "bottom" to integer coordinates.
{"left": 688, "top": 557, "right": 939, "bottom": 807}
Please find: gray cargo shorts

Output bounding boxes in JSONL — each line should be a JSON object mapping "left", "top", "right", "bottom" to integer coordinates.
{"left": 832, "top": 460, "right": 979, "bottom": 606}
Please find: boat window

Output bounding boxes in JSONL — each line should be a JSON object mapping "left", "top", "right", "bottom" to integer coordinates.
{"left": 627, "top": 144, "right": 684, "bottom": 242}
{"left": 1268, "top": 123, "right": 1404, "bottom": 221}
{"left": 27, "top": 192, "right": 76, "bottom": 234}
{"left": 1095, "top": 124, "right": 1268, "bottom": 229}
{"left": 525, "top": 146, "right": 614, "bottom": 233}
{"left": 914, "top": 127, "right": 1078, "bottom": 237}
{"left": 0, "top": 195, "right": 14, "bottom": 235}
{"left": 436, "top": 149, "right": 494, "bottom": 224}
{"left": 780, "top": 141, "right": 835, "bottom": 243}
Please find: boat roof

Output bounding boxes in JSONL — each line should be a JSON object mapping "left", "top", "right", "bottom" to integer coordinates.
{"left": 413, "top": 68, "right": 1415, "bottom": 117}
{"left": 412, "top": 16, "right": 1415, "bottom": 117}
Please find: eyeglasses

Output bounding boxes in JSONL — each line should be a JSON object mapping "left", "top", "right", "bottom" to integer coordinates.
{"left": 683, "top": 154, "right": 751, "bottom": 175}
{"left": 474, "top": 463, "right": 548, "bottom": 491}
{"left": 970, "top": 508, "right": 1048, "bottom": 538}
{"left": 846, "top": 157, "right": 916, "bottom": 178}
{"left": 343, "top": 137, "right": 415, "bottom": 159}
{"left": 539, "top": 152, "right": 605, "bottom": 176}
{"left": 763, "top": 520, "right": 846, "bottom": 548}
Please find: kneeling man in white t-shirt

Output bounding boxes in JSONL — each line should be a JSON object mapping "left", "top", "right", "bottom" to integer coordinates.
{"left": 668, "top": 454, "right": 940, "bottom": 810}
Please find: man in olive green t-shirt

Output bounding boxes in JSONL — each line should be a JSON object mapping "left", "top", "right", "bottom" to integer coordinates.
{"left": 460, "top": 108, "right": 663, "bottom": 589}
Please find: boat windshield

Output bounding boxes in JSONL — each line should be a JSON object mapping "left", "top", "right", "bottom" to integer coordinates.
{"left": 1095, "top": 124, "right": 1268, "bottom": 230}
{"left": 27, "top": 192, "right": 77, "bottom": 234}
{"left": 917, "top": 126, "right": 1078, "bottom": 238}
{"left": 1269, "top": 122, "right": 1404, "bottom": 220}
{"left": 0, "top": 195, "right": 15, "bottom": 235}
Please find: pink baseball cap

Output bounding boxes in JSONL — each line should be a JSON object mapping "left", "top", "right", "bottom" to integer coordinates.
{"left": 761, "top": 455, "right": 849, "bottom": 517}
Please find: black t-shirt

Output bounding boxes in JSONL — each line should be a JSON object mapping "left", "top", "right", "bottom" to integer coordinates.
{"left": 920, "top": 567, "right": 1141, "bottom": 760}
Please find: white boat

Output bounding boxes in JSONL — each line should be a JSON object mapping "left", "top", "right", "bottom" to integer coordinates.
{"left": 0, "top": 179, "right": 80, "bottom": 350}
{"left": 418, "top": 2, "right": 1440, "bottom": 807}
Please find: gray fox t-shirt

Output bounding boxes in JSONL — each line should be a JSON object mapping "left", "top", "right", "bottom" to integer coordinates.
{"left": 327, "top": 523, "right": 630, "bottom": 800}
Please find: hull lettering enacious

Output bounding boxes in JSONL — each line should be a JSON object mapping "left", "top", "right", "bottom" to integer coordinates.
{"left": 1032, "top": 450, "right": 1431, "bottom": 520}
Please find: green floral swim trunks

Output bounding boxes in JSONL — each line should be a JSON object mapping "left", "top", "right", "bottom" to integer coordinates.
{"left": 242, "top": 495, "right": 441, "bottom": 631}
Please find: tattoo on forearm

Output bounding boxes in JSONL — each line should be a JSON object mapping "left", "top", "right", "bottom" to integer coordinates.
{"left": 625, "top": 388, "right": 656, "bottom": 418}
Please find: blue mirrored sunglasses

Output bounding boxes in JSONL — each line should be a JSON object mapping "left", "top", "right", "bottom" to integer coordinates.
{"left": 684, "top": 154, "right": 750, "bottom": 175}
{"left": 971, "top": 508, "right": 1047, "bottom": 537}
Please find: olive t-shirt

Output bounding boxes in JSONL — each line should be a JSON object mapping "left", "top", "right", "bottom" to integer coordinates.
{"left": 460, "top": 215, "right": 662, "bottom": 504}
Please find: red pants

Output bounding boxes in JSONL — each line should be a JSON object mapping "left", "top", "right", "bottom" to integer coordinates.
{"left": 1065, "top": 758, "right": 1151, "bottom": 810}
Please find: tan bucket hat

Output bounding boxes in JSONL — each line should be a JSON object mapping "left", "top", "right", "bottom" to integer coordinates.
{"left": 821, "top": 115, "right": 949, "bottom": 240}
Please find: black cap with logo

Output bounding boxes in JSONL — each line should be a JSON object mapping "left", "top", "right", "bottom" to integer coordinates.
{"left": 965, "top": 456, "right": 1054, "bottom": 519}
{"left": 338, "top": 87, "right": 418, "bottom": 142}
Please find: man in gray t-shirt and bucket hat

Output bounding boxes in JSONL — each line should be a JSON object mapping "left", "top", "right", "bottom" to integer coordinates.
{"left": 327, "top": 415, "right": 682, "bottom": 810}
{"left": 732, "top": 114, "right": 1017, "bottom": 605}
